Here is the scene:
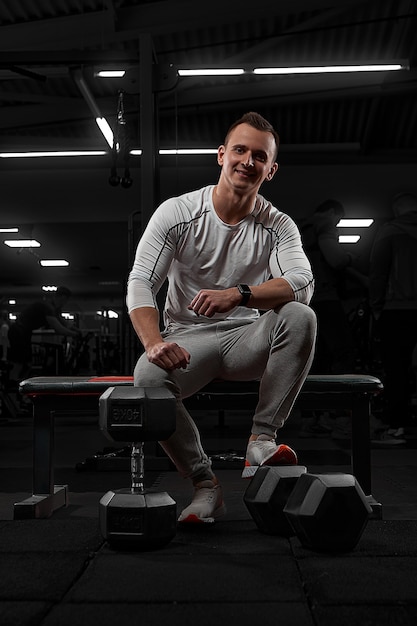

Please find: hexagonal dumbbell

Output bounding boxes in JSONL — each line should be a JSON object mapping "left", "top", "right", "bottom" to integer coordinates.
{"left": 283, "top": 472, "right": 372, "bottom": 552}
{"left": 98, "top": 386, "right": 177, "bottom": 550}
{"left": 244, "top": 465, "right": 308, "bottom": 536}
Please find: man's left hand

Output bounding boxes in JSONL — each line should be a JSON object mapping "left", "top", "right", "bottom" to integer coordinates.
{"left": 188, "top": 288, "right": 240, "bottom": 318}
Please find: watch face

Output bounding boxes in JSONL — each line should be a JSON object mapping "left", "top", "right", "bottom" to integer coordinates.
{"left": 238, "top": 284, "right": 252, "bottom": 305}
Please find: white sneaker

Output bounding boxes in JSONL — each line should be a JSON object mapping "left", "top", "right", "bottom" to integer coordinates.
{"left": 178, "top": 480, "right": 226, "bottom": 524}
{"left": 242, "top": 435, "right": 298, "bottom": 479}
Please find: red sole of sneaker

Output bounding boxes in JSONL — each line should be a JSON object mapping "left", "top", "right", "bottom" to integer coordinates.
{"left": 178, "top": 513, "right": 215, "bottom": 524}
{"left": 261, "top": 444, "right": 298, "bottom": 466}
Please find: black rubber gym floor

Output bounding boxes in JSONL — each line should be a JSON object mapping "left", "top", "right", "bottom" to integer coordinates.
{"left": 1, "top": 409, "right": 417, "bottom": 625}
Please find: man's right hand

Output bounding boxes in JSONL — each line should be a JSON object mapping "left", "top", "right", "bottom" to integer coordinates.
{"left": 146, "top": 341, "right": 190, "bottom": 370}
{"left": 129, "top": 307, "right": 190, "bottom": 370}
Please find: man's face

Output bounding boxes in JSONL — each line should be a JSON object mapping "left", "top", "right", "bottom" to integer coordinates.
{"left": 217, "top": 123, "right": 278, "bottom": 193}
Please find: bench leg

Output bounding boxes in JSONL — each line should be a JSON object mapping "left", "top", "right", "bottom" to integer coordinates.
{"left": 351, "top": 394, "right": 382, "bottom": 519}
{"left": 13, "top": 401, "right": 68, "bottom": 519}
{"left": 14, "top": 486, "right": 68, "bottom": 519}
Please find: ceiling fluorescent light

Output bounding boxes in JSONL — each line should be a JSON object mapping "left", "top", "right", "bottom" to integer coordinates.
{"left": 339, "top": 235, "right": 360, "bottom": 243}
{"left": 0, "top": 148, "right": 218, "bottom": 158}
{"left": 4, "top": 239, "right": 40, "bottom": 247}
{"left": 160, "top": 149, "right": 218, "bottom": 155}
{"left": 73, "top": 69, "right": 114, "bottom": 147}
{"left": 96, "top": 70, "right": 126, "bottom": 78}
{"left": 95, "top": 118, "right": 114, "bottom": 148}
{"left": 337, "top": 219, "right": 374, "bottom": 227}
{"left": 178, "top": 69, "right": 245, "bottom": 76}
{"left": 62, "top": 312, "right": 75, "bottom": 320}
{"left": 0, "top": 151, "right": 106, "bottom": 158}
{"left": 0, "top": 227, "right": 19, "bottom": 232}
{"left": 40, "top": 260, "right": 69, "bottom": 267}
{"left": 97, "top": 310, "right": 119, "bottom": 319}
{"left": 254, "top": 64, "right": 406, "bottom": 75}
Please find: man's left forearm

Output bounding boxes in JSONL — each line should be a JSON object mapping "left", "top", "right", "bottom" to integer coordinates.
{"left": 247, "top": 277, "right": 295, "bottom": 310}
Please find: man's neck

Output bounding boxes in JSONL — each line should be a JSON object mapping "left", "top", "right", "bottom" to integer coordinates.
{"left": 212, "top": 184, "right": 256, "bottom": 225}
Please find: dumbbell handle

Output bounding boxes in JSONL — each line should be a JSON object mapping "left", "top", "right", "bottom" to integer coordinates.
{"left": 130, "top": 442, "right": 145, "bottom": 494}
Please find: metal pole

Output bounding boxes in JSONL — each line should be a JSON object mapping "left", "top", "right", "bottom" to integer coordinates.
{"left": 139, "top": 33, "right": 159, "bottom": 233}
{"left": 123, "top": 34, "right": 159, "bottom": 373}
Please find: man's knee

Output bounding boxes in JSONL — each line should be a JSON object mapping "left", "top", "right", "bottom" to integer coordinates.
{"left": 133, "top": 357, "right": 181, "bottom": 398}
{"left": 279, "top": 301, "right": 317, "bottom": 331}
{"left": 134, "top": 356, "right": 167, "bottom": 387}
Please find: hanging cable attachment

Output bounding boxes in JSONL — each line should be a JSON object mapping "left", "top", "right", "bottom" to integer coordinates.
{"left": 108, "top": 90, "right": 133, "bottom": 188}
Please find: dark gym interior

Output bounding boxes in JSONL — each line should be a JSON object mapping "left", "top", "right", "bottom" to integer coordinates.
{"left": 1, "top": 2, "right": 417, "bottom": 625}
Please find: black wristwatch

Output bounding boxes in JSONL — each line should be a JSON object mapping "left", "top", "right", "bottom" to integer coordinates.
{"left": 237, "top": 283, "right": 252, "bottom": 307}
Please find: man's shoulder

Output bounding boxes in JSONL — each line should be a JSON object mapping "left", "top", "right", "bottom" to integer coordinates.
{"left": 164, "top": 185, "right": 212, "bottom": 204}
{"left": 158, "top": 186, "right": 212, "bottom": 214}
{"left": 253, "top": 195, "right": 294, "bottom": 226}
{"left": 253, "top": 194, "right": 276, "bottom": 216}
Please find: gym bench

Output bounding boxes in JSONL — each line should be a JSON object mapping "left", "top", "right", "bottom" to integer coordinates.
{"left": 14, "top": 373, "right": 383, "bottom": 520}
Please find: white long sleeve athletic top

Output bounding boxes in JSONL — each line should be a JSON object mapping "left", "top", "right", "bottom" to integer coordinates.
{"left": 127, "top": 185, "right": 314, "bottom": 329}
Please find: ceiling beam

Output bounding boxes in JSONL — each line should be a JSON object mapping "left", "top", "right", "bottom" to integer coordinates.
{"left": 115, "top": 0, "right": 370, "bottom": 36}
{"left": 0, "top": 0, "right": 370, "bottom": 51}
{"left": 221, "top": 2, "right": 366, "bottom": 66}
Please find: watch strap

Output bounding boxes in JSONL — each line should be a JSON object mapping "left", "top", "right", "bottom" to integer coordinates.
{"left": 237, "top": 283, "right": 252, "bottom": 307}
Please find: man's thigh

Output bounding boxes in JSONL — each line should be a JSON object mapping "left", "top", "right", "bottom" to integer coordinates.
{"left": 217, "top": 311, "right": 275, "bottom": 380}
{"left": 134, "top": 324, "right": 224, "bottom": 398}
{"left": 218, "top": 302, "right": 315, "bottom": 380}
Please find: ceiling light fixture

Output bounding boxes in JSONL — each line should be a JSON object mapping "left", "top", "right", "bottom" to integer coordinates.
{"left": 178, "top": 68, "right": 245, "bottom": 76}
{"left": 97, "top": 310, "right": 119, "bottom": 319}
{"left": 0, "top": 227, "right": 19, "bottom": 232}
{"left": 1, "top": 148, "right": 216, "bottom": 158}
{"left": 175, "top": 63, "right": 407, "bottom": 77}
{"left": 339, "top": 235, "right": 361, "bottom": 243}
{"left": 40, "top": 260, "right": 69, "bottom": 267}
{"left": 160, "top": 148, "right": 218, "bottom": 155}
{"left": 96, "top": 70, "right": 126, "bottom": 78}
{"left": 253, "top": 63, "right": 407, "bottom": 75}
{"left": 4, "top": 239, "right": 41, "bottom": 247}
{"left": 337, "top": 219, "right": 374, "bottom": 227}
{"left": 95, "top": 118, "right": 114, "bottom": 148}
{"left": 0, "top": 151, "right": 107, "bottom": 158}
{"left": 73, "top": 69, "right": 114, "bottom": 148}
{"left": 62, "top": 312, "right": 75, "bottom": 320}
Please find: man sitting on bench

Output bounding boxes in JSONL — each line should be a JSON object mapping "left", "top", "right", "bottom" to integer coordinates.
{"left": 127, "top": 112, "right": 317, "bottom": 524}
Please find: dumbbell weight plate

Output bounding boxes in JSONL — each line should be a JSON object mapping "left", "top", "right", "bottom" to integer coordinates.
{"left": 99, "top": 386, "right": 176, "bottom": 443}
{"left": 244, "top": 465, "right": 308, "bottom": 536}
{"left": 100, "top": 489, "right": 177, "bottom": 550}
{"left": 283, "top": 473, "right": 372, "bottom": 552}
